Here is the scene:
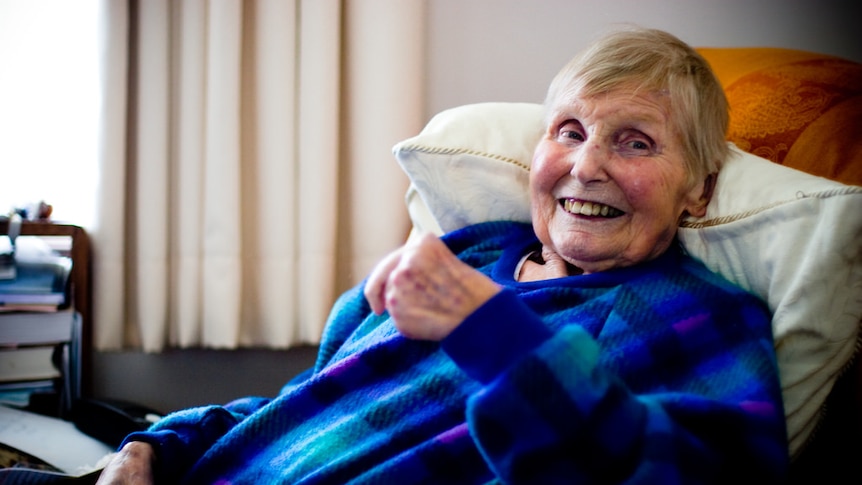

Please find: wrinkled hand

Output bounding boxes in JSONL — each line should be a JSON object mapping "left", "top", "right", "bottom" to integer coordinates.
{"left": 95, "top": 442, "right": 155, "bottom": 485}
{"left": 364, "top": 233, "right": 501, "bottom": 341}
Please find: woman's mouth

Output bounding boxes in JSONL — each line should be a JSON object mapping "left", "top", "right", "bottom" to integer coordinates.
{"left": 561, "top": 199, "right": 624, "bottom": 218}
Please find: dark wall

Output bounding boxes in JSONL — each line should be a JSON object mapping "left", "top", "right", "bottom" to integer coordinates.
{"left": 91, "top": 346, "right": 319, "bottom": 414}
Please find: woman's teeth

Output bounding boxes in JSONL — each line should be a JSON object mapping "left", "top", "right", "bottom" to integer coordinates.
{"left": 562, "top": 199, "right": 623, "bottom": 217}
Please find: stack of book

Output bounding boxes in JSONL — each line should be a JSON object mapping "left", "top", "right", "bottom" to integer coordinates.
{"left": 0, "top": 234, "right": 78, "bottom": 417}
{"left": 0, "top": 235, "right": 72, "bottom": 312}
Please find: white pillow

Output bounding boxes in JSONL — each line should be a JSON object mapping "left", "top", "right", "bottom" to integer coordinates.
{"left": 393, "top": 102, "right": 862, "bottom": 458}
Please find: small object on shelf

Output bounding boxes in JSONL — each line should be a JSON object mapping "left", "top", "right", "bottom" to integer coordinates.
{"left": 0, "top": 214, "right": 20, "bottom": 281}
{"left": 0, "top": 241, "right": 12, "bottom": 280}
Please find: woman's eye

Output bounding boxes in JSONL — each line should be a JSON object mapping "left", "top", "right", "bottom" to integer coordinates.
{"left": 618, "top": 133, "right": 653, "bottom": 154}
{"left": 558, "top": 122, "right": 584, "bottom": 142}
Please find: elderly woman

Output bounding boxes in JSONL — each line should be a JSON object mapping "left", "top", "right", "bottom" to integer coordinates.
{"left": 97, "top": 27, "right": 788, "bottom": 484}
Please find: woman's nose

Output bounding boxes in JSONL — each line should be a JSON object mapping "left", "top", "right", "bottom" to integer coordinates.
{"left": 570, "top": 142, "right": 610, "bottom": 183}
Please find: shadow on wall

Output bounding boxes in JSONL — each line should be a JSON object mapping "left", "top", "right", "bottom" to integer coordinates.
{"left": 92, "top": 346, "right": 319, "bottom": 414}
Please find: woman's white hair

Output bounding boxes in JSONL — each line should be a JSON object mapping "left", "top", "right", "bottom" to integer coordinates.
{"left": 546, "top": 26, "right": 730, "bottom": 185}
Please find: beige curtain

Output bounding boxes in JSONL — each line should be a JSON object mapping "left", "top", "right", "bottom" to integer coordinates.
{"left": 93, "top": 0, "right": 425, "bottom": 352}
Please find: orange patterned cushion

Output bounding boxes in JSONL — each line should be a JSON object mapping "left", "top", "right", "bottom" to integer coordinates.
{"left": 698, "top": 48, "right": 862, "bottom": 186}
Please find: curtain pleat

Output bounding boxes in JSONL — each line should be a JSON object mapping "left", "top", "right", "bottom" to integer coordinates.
{"left": 199, "top": 1, "right": 243, "bottom": 348}
{"left": 343, "top": 1, "right": 426, "bottom": 283}
{"left": 93, "top": 0, "right": 424, "bottom": 352}
{"left": 133, "top": 0, "right": 172, "bottom": 351}
{"left": 295, "top": 0, "right": 342, "bottom": 343}
{"left": 238, "top": 0, "right": 301, "bottom": 346}
{"left": 171, "top": 0, "right": 207, "bottom": 347}
{"left": 93, "top": 0, "right": 130, "bottom": 350}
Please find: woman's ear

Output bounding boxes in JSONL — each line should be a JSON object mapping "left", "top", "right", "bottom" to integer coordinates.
{"left": 683, "top": 173, "right": 717, "bottom": 218}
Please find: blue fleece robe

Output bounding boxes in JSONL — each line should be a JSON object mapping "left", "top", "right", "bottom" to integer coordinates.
{"left": 123, "top": 221, "right": 788, "bottom": 484}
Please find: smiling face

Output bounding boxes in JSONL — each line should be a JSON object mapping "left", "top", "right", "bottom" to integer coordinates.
{"left": 530, "top": 86, "right": 710, "bottom": 274}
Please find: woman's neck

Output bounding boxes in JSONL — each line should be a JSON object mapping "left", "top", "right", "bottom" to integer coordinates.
{"left": 517, "top": 247, "right": 583, "bottom": 282}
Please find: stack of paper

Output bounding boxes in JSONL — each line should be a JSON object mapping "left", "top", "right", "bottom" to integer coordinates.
{"left": 0, "top": 404, "right": 114, "bottom": 479}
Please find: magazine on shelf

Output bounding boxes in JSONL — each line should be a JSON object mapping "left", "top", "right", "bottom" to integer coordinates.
{"left": 0, "top": 347, "right": 62, "bottom": 383}
{"left": 0, "top": 380, "right": 56, "bottom": 409}
{"left": 0, "top": 310, "right": 78, "bottom": 346}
